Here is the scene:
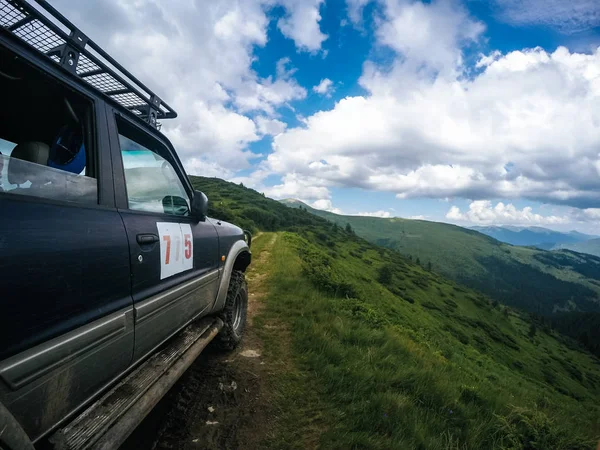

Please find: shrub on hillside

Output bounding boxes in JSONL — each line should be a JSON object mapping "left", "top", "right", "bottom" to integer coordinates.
{"left": 421, "top": 300, "right": 443, "bottom": 312}
{"left": 559, "top": 359, "right": 583, "bottom": 383}
{"left": 290, "top": 235, "right": 358, "bottom": 298}
{"left": 459, "top": 385, "right": 485, "bottom": 406}
{"left": 512, "top": 360, "right": 525, "bottom": 371}
{"left": 377, "top": 264, "right": 393, "bottom": 286}
{"left": 315, "top": 231, "right": 328, "bottom": 242}
{"left": 349, "top": 249, "right": 362, "bottom": 258}
{"left": 459, "top": 318, "right": 520, "bottom": 351}
{"left": 444, "top": 325, "right": 470, "bottom": 345}
{"left": 473, "top": 334, "right": 488, "bottom": 352}
{"left": 443, "top": 298, "right": 458, "bottom": 311}
{"left": 541, "top": 367, "right": 560, "bottom": 388}
{"left": 412, "top": 275, "right": 430, "bottom": 288}
{"left": 342, "top": 297, "right": 388, "bottom": 327}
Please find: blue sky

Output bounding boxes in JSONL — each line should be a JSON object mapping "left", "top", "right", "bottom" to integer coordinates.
{"left": 245, "top": 0, "right": 600, "bottom": 232}
{"left": 58, "top": 0, "right": 600, "bottom": 232}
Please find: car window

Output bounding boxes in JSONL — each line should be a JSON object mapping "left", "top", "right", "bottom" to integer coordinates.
{"left": 118, "top": 129, "right": 190, "bottom": 216}
{"left": 0, "top": 54, "right": 97, "bottom": 204}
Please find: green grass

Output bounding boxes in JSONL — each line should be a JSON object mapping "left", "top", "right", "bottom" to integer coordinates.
{"left": 256, "top": 232, "right": 600, "bottom": 449}
{"left": 280, "top": 199, "right": 600, "bottom": 316}
{"left": 190, "top": 177, "right": 600, "bottom": 448}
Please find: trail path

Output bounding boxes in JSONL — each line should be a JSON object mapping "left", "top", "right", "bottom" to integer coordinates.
{"left": 122, "top": 233, "right": 278, "bottom": 449}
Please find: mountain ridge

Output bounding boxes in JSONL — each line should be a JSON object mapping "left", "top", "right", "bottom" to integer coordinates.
{"left": 470, "top": 225, "right": 597, "bottom": 249}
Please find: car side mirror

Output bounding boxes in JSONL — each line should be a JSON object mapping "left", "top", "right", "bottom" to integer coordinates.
{"left": 162, "top": 195, "right": 190, "bottom": 216}
{"left": 191, "top": 190, "right": 208, "bottom": 220}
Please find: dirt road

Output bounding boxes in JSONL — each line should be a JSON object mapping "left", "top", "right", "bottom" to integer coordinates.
{"left": 122, "top": 233, "right": 277, "bottom": 449}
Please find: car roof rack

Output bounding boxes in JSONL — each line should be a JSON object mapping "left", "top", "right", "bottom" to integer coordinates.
{"left": 0, "top": 0, "right": 177, "bottom": 129}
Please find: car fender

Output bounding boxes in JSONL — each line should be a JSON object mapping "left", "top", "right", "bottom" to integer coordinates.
{"left": 210, "top": 239, "right": 250, "bottom": 314}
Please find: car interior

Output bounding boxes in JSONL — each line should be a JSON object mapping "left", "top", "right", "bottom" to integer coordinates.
{"left": 0, "top": 47, "right": 96, "bottom": 202}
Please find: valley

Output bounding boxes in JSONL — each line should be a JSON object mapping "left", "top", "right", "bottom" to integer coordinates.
{"left": 281, "top": 200, "right": 600, "bottom": 316}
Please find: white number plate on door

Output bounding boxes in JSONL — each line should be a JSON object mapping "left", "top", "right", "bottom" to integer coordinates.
{"left": 156, "top": 222, "right": 193, "bottom": 279}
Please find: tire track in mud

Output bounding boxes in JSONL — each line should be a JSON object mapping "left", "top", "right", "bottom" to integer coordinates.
{"left": 122, "top": 233, "right": 277, "bottom": 450}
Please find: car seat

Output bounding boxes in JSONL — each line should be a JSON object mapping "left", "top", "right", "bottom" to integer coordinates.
{"left": 6, "top": 141, "right": 50, "bottom": 187}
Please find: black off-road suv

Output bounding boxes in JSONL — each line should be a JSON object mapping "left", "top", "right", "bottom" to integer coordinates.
{"left": 0, "top": 1, "right": 251, "bottom": 448}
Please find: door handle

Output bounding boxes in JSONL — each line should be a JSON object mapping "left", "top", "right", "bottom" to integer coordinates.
{"left": 137, "top": 234, "right": 159, "bottom": 245}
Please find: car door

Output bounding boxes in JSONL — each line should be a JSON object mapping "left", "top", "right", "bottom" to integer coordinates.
{"left": 0, "top": 55, "right": 134, "bottom": 442}
{"left": 108, "top": 112, "right": 220, "bottom": 362}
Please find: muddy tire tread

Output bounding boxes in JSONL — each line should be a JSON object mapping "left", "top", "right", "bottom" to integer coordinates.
{"left": 213, "top": 270, "right": 247, "bottom": 352}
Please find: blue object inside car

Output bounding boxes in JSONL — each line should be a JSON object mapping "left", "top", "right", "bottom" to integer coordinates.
{"left": 48, "top": 125, "right": 85, "bottom": 174}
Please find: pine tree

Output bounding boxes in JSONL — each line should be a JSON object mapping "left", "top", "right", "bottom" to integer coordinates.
{"left": 528, "top": 323, "right": 537, "bottom": 338}
{"left": 345, "top": 223, "right": 353, "bottom": 234}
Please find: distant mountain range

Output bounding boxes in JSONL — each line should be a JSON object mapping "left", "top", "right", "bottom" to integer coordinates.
{"left": 470, "top": 225, "right": 599, "bottom": 255}
{"left": 281, "top": 199, "right": 600, "bottom": 315}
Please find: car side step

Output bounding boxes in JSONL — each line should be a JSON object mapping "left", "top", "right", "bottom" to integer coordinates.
{"left": 49, "top": 317, "right": 224, "bottom": 450}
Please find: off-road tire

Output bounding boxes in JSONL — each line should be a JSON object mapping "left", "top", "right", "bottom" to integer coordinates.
{"left": 0, "top": 402, "right": 35, "bottom": 450}
{"left": 213, "top": 270, "right": 248, "bottom": 351}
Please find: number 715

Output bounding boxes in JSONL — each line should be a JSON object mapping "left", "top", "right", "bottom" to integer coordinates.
{"left": 162, "top": 234, "right": 192, "bottom": 265}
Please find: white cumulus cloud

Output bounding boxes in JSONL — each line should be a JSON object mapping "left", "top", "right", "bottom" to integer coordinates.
{"left": 356, "top": 210, "right": 392, "bottom": 218}
{"left": 312, "top": 199, "right": 343, "bottom": 214}
{"left": 312, "top": 78, "right": 334, "bottom": 96}
{"left": 346, "top": 0, "right": 372, "bottom": 24}
{"left": 446, "top": 201, "right": 570, "bottom": 225}
{"left": 264, "top": 173, "right": 332, "bottom": 201}
{"left": 574, "top": 208, "right": 600, "bottom": 221}
{"left": 277, "top": 0, "right": 328, "bottom": 52}
{"left": 257, "top": 0, "right": 600, "bottom": 210}
{"left": 493, "top": 0, "right": 600, "bottom": 34}
{"left": 255, "top": 116, "right": 288, "bottom": 136}
{"left": 376, "top": 0, "right": 485, "bottom": 75}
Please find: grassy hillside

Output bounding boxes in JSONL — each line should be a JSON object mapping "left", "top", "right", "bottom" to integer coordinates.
{"left": 281, "top": 200, "right": 600, "bottom": 316}
{"left": 191, "top": 176, "right": 600, "bottom": 449}
{"left": 556, "top": 238, "right": 600, "bottom": 258}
